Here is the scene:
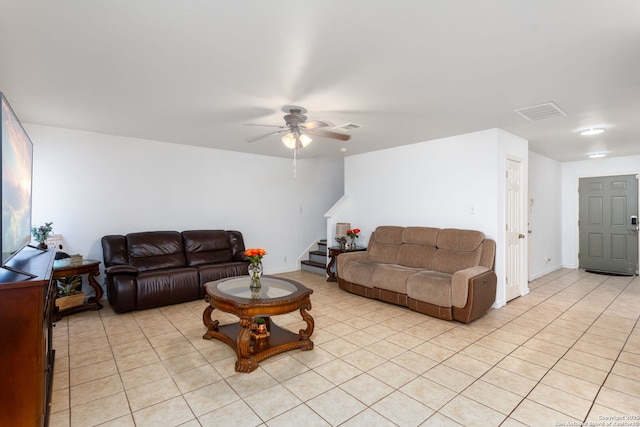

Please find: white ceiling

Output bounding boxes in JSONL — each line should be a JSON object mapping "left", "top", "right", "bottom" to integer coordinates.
{"left": 1, "top": 1, "right": 639, "bottom": 161}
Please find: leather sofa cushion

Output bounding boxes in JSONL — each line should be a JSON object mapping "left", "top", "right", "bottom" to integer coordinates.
{"left": 198, "top": 262, "right": 248, "bottom": 297}
{"left": 135, "top": 268, "right": 199, "bottom": 309}
{"left": 406, "top": 271, "right": 453, "bottom": 307}
{"left": 183, "top": 230, "right": 233, "bottom": 266}
{"left": 127, "top": 231, "right": 187, "bottom": 271}
{"left": 102, "top": 235, "right": 128, "bottom": 266}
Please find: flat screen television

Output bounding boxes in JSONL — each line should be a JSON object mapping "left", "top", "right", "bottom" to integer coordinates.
{"left": 1, "top": 92, "right": 34, "bottom": 273}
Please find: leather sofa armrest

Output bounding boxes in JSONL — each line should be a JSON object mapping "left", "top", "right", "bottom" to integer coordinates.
{"left": 105, "top": 265, "right": 139, "bottom": 276}
{"left": 451, "top": 266, "right": 490, "bottom": 308}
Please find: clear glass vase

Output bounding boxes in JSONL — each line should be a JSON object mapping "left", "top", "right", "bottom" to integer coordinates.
{"left": 248, "top": 261, "right": 263, "bottom": 289}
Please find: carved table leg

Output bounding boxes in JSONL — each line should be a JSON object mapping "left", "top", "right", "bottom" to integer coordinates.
{"left": 86, "top": 269, "right": 103, "bottom": 307}
{"left": 235, "top": 317, "right": 258, "bottom": 372}
{"left": 202, "top": 304, "right": 219, "bottom": 339}
{"left": 326, "top": 251, "right": 337, "bottom": 282}
{"left": 298, "top": 301, "right": 315, "bottom": 350}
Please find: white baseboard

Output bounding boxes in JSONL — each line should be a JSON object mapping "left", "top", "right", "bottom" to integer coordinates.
{"left": 528, "top": 264, "right": 563, "bottom": 281}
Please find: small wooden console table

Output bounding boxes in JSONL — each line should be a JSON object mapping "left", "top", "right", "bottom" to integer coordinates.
{"left": 53, "top": 259, "right": 103, "bottom": 320}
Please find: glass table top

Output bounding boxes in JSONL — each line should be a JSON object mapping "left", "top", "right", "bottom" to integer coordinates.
{"left": 216, "top": 276, "right": 298, "bottom": 300}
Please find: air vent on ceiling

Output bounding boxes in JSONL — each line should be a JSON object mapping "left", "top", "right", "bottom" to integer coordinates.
{"left": 514, "top": 102, "right": 566, "bottom": 122}
{"left": 334, "top": 123, "right": 361, "bottom": 131}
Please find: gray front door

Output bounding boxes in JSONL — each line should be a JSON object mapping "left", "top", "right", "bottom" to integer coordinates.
{"left": 579, "top": 174, "right": 639, "bottom": 275}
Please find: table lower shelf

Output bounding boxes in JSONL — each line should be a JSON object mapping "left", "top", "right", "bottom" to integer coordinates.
{"left": 54, "top": 300, "right": 103, "bottom": 322}
{"left": 203, "top": 321, "right": 313, "bottom": 373}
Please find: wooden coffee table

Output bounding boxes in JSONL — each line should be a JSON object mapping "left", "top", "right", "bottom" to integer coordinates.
{"left": 202, "top": 275, "right": 314, "bottom": 373}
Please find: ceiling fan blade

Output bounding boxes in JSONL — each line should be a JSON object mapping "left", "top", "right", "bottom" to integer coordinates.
{"left": 244, "top": 123, "right": 287, "bottom": 129}
{"left": 301, "top": 120, "right": 330, "bottom": 130}
{"left": 306, "top": 128, "right": 351, "bottom": 141}
{"left": 246, "top": 129, "right": 288, "bottom": 143}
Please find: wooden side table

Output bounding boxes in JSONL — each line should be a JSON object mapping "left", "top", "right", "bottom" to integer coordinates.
{"left": 53, "top": 259, "right": 102, "bottom": 320}
{"left": 326, "top": 246, "right": 367, "bottom": 282}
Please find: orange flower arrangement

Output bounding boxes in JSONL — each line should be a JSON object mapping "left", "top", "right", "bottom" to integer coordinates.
{"left": 346, "top": 228, "right": 360, "bottom": 239}
{"left": 245, "top": 248, "right": 267, "bottom": 266}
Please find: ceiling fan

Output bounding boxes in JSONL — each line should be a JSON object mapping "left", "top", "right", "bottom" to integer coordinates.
{"left": 245, "top": 105, "right": 351, "bottom": 149}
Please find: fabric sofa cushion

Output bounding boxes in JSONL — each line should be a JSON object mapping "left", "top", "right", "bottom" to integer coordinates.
{"left": 341, "top": 260, "right": 378, "bottom": 288}
{"left": 127, "top": 231, "right": 187, "bottom": 271}
{"left": 183, "top": 230, "right": 233, "bottom": 266}
{"left": 436, "top": 228, "right": 484, "bottom": 251}
{"left": 431, "top": 248, "right": 482, "bottom": 275}
{"left": 368, "top": 226, "right": 404, "bottom": 264}
{"left": 396, "top": 244, "right": 436, "bottom": 269}
{"left": 431, "top": 228, "right": 484, "bottom": 274}
{"left": 372, "top": 264, "right": 420, "bottom": 293}
{"left": 402, "top": 227, "right": 439, "bottom": 246}
{"left": 406, "top": 270, "right": 453, "bottom": 307}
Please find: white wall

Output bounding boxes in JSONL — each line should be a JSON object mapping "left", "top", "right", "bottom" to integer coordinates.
{"left": 528, "top": 152, "right": 563, "bottom": 279}
{"left": 561, "top": 155, "right": 640, "bottom": 268}
{"left": 343, "top": 128, "right": 528, "bottom": 307}
{"left": 27, "top": 124, "right": 344, "bottom": 282}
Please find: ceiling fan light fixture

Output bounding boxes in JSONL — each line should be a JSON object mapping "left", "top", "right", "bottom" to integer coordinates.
{"left": 282, "top": 132, "right": 312, "bottom": 149}
{"left": 281, "top": 132, "right": 296, "bottom": 149}
{"left": 299, "top": 133, "right": 312, "bottom": 147}
{"left": 579, "top": 127, "right": 605, "bottom": 136}
{"left": 588, "top": 152, "right": 607, "bottom": 159}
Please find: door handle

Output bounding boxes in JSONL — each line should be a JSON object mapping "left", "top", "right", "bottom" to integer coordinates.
{"left": 518, "top": 234, "right": 525, "bottom": 239}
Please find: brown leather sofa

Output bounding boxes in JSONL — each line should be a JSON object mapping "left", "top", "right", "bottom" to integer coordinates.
{"left": 102, "top": 230, "right": 249, "bottom": 313}
{"left": 337, "top": 226, "right": 497, "bottom": 323}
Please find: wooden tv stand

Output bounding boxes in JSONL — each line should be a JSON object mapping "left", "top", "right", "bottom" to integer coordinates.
{"left": 0, "top": 247, "right": 56, "bottom": 426}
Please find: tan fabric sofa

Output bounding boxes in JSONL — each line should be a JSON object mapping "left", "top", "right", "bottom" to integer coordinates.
{"left": 337, "top": 226, "right": 497, "bottom": 323}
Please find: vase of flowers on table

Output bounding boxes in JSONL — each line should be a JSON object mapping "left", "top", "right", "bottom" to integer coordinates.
{"left": 245, "top": 248, "right": 267, "bottom": 289}
{"left": 346, "top": 228, "right": 360, "bottom": 249}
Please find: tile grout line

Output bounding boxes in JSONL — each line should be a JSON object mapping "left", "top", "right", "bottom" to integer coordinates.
{"left": 497, "top": 273, "right": 637, "bottom": 425}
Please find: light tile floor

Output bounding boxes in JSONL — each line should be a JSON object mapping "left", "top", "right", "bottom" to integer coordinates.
{"left": 49, "top": 269, "right": 640, "bottom": 426}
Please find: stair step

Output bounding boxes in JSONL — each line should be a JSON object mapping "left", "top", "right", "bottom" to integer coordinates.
{"left": 309, "top": 250, "right": 327, "bottom": 264}
{"left": 301, "top": 260, "right": 326, "bottom": 276}
{"left": 301, "top": 260, "right": 325, "bottom": 268}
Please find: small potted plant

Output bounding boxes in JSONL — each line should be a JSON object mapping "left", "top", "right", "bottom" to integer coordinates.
{"left": 254, "top": 317, "right": 268, "bottom": 334}
{"left": 55, "top": 275, "right": 86, "bottom": 311}
{"left": 31, "top": 222, "right": 54, "bottom": 250}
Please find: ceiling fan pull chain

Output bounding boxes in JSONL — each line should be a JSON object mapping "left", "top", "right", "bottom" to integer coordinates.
{"left": 293, "top": 147, "right": 297, "bottom": 178}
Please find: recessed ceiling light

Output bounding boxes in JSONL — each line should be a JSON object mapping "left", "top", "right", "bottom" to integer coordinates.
{"left": 588, "top": 153, "right": 606, "bottom": 159}
{"left": 580, "top": 128, "right": 605, "bottom": 136}
{"left": 340, "top": 148, "right": 347, "bottom": 152}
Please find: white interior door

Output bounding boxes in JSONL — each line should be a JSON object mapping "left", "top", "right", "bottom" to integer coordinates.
{"left": 505, "top": 158, "right": 525, "bottom": 301}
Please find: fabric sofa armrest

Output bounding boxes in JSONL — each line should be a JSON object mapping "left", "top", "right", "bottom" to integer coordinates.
{"left": 451, "top": 266, "right": 490, "bottom": 308}
{"left": 337, "top": 251, "right": 369, "bottom": 275}
{"left": 105, "top": 265, "right": 139, "bottom": 276}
